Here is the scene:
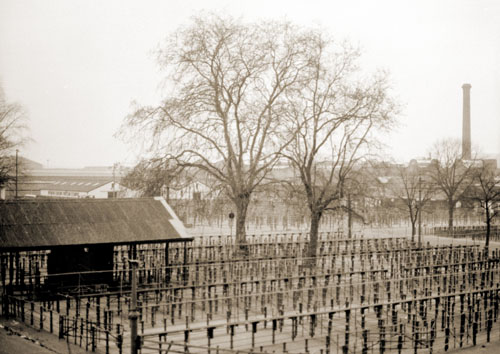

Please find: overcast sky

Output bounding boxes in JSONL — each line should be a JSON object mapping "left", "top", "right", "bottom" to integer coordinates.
{"left": 1, "top": 0, "right": 499, "bottom": 168}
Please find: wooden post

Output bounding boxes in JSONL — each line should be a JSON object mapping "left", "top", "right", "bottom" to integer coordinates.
{"left": 129, "top": 260, "right": 139, "bottom": 354}
{"left": 165, "top": 242, "right": 170, "bottom": 284}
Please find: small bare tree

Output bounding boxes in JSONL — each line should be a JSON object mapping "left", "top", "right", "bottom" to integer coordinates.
{"left": 0, "top": 88, "right": 27, "bottom": 188}
{"left": 469, "top": 161, "right": 500, "bottom": 253}
{"left": 121, "top": 15, "right": 311, "bottom": 253}
{"left": 391, "top": 163, "right": 435, "bottom": 245}
{"left": 280, "top": 33, "right": 396, "bottom": 258}
{"left": 428, "top": 138, "right": 476, "bottom": 236}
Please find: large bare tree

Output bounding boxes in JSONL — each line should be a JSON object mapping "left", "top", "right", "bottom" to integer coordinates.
{"left": 0, "top": 88, "right": 27, "bottom": 188}
{"left": 428, "top": 138, "right": 476, "bottom": 235}
{"left": 280, "top": 33, "right": 396, "bottom": 258}
{"left": 122, "top": 15, "right": 311, "bottom": 252}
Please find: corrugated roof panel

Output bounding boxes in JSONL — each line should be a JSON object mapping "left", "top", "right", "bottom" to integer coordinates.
{"left": 149, "top": 220, "right": 167, "bottom": 239}
{"left": 30, "top": 224, "right": 46, "bottom": 246}
{"left": 101, "top": 221, "right": 117, "bottom": 242}
{"left": 92, "top": 203, "right": 107, "bottom": 223}
{"left": 51, "top": 203, "right": 69, "bottom": 225}
{"left": 59, "top": 202, "right": 75, "bottom": 224}
{"left": 0, "top": 198, "right": 189, "bottom": 249}
{"left": 114, "top": 222, "right": 132, "bottom": 241}
{"left": 43, "top": 223, "right": 64, "bottom": 246}
{"left": 3, "top": 226, "right": 19, "bottom": 248}
{"left": 83, "top": 202, "right": 98, "bottom": 223}
{"left": 112, "top": 203, "right": 127, "bottom": 220}
{"left": 104, "top": 203, "right": 120, "bottom": 222}
{"left": 76, "top": 204, "right": 92, "bottom": 224}
{"left": 0, "top": 204, "right": 11, "bottom": 225}
{"left": 30, "top": 203, "right": 43, "bottom": 224}
{"left": 37, "top": 202, "right": 55, "bottom": 224}
{"left": 9, "top": 204, "right": 27, "bottom": 225}
{"left": 56, "top": 223, "right": 75, "bottom": 246}
{"left": 27, "top": 224, "right": 49, "bottom": 247}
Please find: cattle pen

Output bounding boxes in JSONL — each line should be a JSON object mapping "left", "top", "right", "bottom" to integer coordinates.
{"left": 1, "top": 199, "right": 500, "bottom": 353}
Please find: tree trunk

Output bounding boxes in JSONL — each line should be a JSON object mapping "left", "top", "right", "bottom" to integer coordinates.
{"left": 347, "top": 194, "right": 352, "bottom": 238}
{"left": 448, "top": 202, "right": 454, "bottom": 237}
{"left": 235, "top": 194, "right": 250, "bottom": 257}
{"left": 308, "top": 210, "right": 322, "bottom": 259}
{"left": 485, "top": 205, "right": 490, "bottom": 256}
{"left": 411, "top": 220, "right": 417, "bottom": 242}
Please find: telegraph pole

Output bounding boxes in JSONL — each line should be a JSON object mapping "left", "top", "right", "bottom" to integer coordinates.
{"left": 347, "top": 193, "right": 352, "bottom": 239}
{"left": 15, "top": 149, "right": 19, "bottom": 198}
{"left": 418, "top": 176, "right": 422, "bottom": 248}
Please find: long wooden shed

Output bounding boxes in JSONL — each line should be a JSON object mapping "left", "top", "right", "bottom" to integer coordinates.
{"left": 0, "top": 197, "right": 192, "bottom": 294}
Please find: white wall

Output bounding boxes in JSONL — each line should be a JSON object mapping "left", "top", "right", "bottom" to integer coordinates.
{"left": 88, "top": 182, "right": 138, "bottom": 198}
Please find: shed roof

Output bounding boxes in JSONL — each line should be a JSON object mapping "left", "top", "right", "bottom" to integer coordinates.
{"left": 0, "top": 197, "right": 191, "bottom": 249}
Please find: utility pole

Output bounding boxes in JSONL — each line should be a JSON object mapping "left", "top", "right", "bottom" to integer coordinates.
{"left": 418, "top": 176, "right": 422, "bottom": 248}
{"left": 15, "top": 149, "right": 19, "bottom": 199}
{"left": 347, "top": 193, "right": 352, "bottom": 238}
{"left": 129, "top": 259, "right": 139, "bottom": 354}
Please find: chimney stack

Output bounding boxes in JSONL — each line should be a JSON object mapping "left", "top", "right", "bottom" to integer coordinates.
{"left": 462, "top": 83, "right": 471, "bottom": 160}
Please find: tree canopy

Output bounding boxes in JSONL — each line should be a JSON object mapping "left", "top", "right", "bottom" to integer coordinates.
{"left": 122, "top": 14, "right": 315, "bottom": 251}
{"left": 280, "top": 33, "right": 397, "bottom": 257}
{"left": 0, "top": 87, "right": 27, "bottom": 187}
{"left": 428, "top": 138, "right": 476, "bottom": 234}
{"left": 121, "top": 15, "right": 397, "bottom": 256}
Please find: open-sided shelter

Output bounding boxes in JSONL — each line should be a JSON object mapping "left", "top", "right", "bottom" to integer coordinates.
{"left": 0, "top": 197, "right": 192, "bottom": 294}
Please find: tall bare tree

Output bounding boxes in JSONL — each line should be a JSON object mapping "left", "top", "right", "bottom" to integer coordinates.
{"left": 121, "top": 15, "right": 311, "bottom": 252}
{"left": 428, "top": 138, "right": 476, "bottom": 235}
{"left": 0, "top": 87, "right": 27, "bottom": 188}
{"left": 280, "top": 33, "right": 396, "bottom": 258}
{"left": 468, "top": 161, "right": 500, "bottom": 253}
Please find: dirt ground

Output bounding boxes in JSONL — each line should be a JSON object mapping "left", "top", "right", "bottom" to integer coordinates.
{"left": 447, "top": 340, "right": 500, "bottom": 353}
{"left": 2, "top": 315, "right": 500, "bottom": 354}
{"left": 0, "top": 317, "right": 93, "bottom": 354}
{"left": 1, "top": 228, "right": 499, "bottom": 353}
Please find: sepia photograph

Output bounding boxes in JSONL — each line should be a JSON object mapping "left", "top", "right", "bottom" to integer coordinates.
{"left": 1, "top": 1, "right": 500, "bottom": 353}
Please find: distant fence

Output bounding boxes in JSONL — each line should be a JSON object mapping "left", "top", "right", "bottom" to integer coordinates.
{"left": 433, "top": 225, "right": 500, "bottom": 241}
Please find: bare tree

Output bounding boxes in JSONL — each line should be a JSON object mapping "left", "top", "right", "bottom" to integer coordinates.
{"left": 340, "top": 170, "right": 372, "bottom": 238}
{"left": 121, "top": 15, "right": 311, "bottom": 253}
{"left": 0, "top": 87, "right": 27, "bottom": 188}
{"left": 468, "top": 161, "right": 500, "bottom": 253}
{"left": 428, "top": 138, "right": 476, "bottom": 236}
{"left": 280, "top": 33, "right": 396, "bottom": 258}
{"left": 391, "top": 162, "right": 435, "bottom": 245}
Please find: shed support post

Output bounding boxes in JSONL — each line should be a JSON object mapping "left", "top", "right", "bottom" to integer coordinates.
{"left": 165, "top": 243, "right": 170, "bottom": 284}
{"left": 8, "top": 252, "right": 14, "bottom": 295}
{"left": 183, "top": 242, "right": 188, "bottom": 285}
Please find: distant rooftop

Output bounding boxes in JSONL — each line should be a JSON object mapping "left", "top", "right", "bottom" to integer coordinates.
{"left": 27, "top": 168, "right": 128, "bottom": 178}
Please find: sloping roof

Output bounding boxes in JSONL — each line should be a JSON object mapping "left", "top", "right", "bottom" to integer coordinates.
{"left": 0, "top": 197, "right": 190, "bottom": 249}
{"left": 15, "top": 176, "right": 115, "bottom": 193}
{"left": 19, "top": 180, "right": 112, "bottom": 193}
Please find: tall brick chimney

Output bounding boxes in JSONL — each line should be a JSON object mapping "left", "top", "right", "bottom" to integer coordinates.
{"left": 462, "top": 83, "right": 471, "bottom": 160}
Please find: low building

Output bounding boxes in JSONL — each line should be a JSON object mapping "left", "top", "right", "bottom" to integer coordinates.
{"left": 2, "top": 164, "right": 138, "bottom": 199}
{"left": 19, "top": 177, "right": 136, "bottom": 199}
{"left": 0, "top": 197, "right": 192, "bottom": 295}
